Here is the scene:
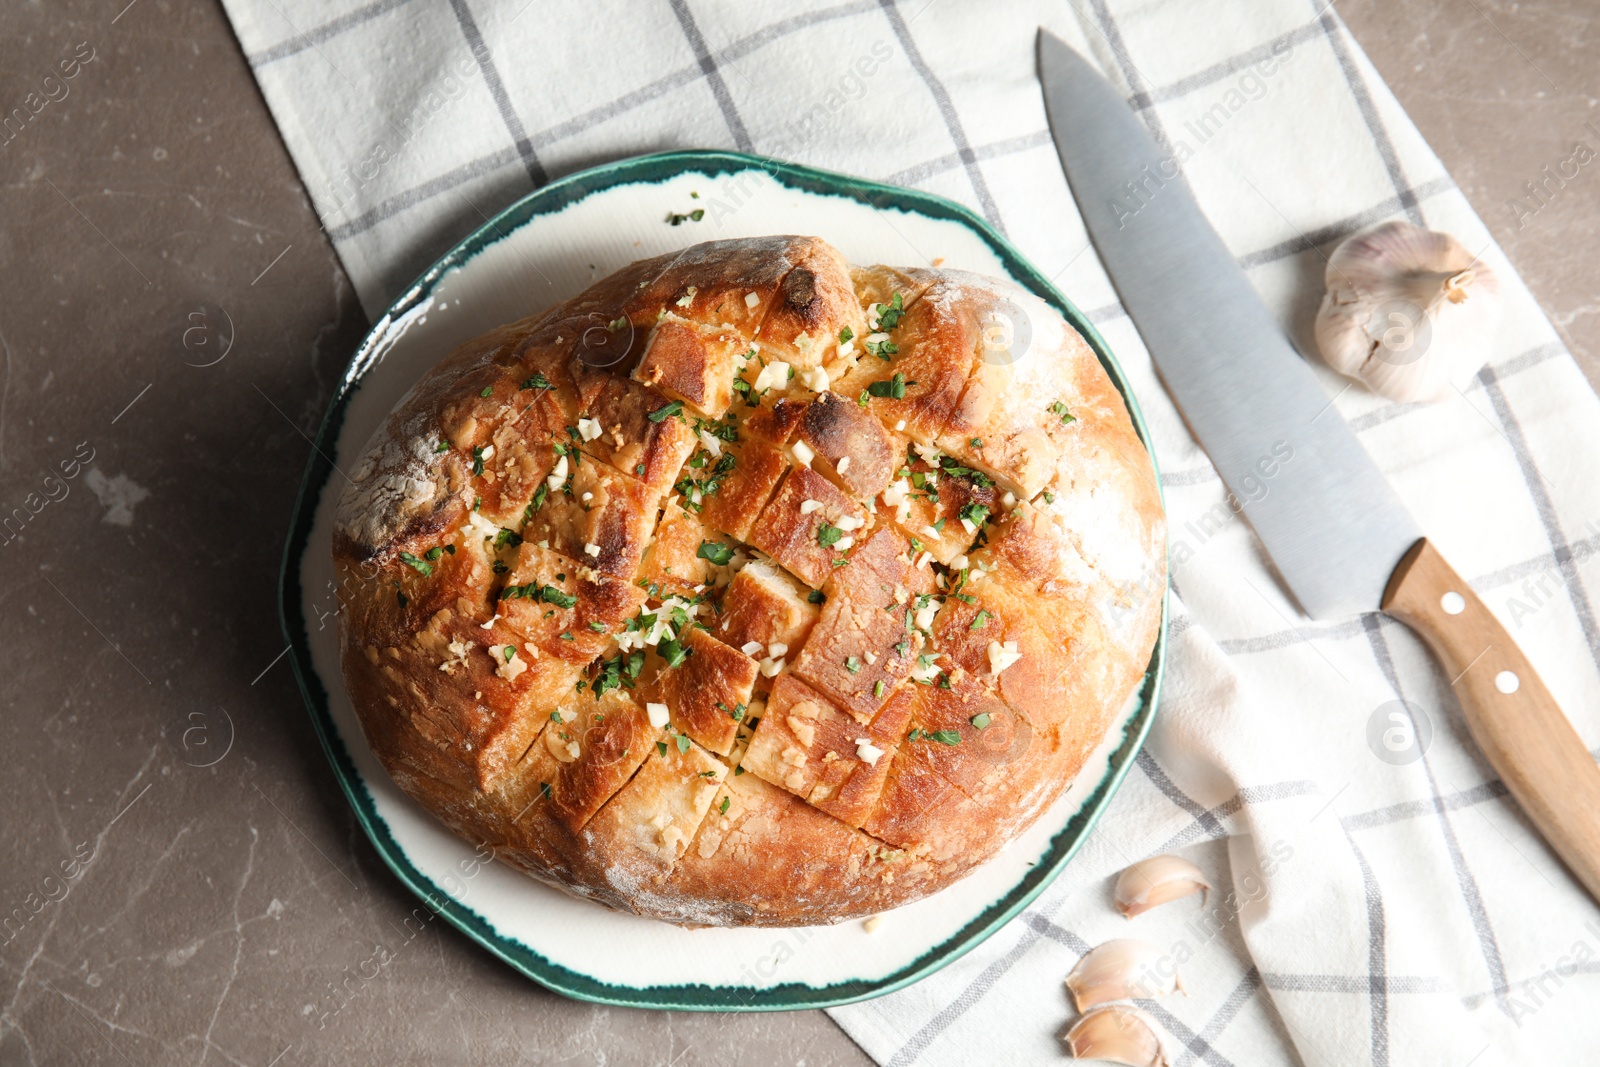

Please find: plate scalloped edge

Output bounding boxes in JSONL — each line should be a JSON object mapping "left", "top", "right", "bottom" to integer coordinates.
{"left": 276, "top": 149, "right": 1169, "bottom": 1011}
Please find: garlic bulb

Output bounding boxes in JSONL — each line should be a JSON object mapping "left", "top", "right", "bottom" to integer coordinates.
{"left": 1065, "top": 939, "right": 1180, "bottom": 1012}
{"left": 1314, "top": 220, "right": 1500, "bottom": 403}
{"left": 1065, "top": 1005, "right": 1170, "bottom": 1066}
{"left": 1114, "top": 855, "right": 1211, "bottom": 918}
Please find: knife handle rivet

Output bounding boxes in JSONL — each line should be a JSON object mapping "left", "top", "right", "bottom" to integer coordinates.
{"left": 1440, "top": 591, "right": 1466, "bottom": 615}
{"left": 1495, "top": 670, "right": 1521, "bottom": 695}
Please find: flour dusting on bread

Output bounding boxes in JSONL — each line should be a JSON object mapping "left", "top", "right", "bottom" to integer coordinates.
{"left": 336, "top": 415, "right": 451, "bottom": 554}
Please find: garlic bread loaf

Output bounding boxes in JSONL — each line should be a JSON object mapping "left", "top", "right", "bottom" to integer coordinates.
{"left": 334, "top": 236, "right": 1164, "bottom": 926}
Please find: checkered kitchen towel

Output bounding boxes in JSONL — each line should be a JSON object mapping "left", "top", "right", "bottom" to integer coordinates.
{"left": 220, "top": 0, "right": 1600, "bottom": 1062}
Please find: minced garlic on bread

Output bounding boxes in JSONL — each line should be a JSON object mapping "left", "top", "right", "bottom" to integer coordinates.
{"left": 333, "top": 235, "right": 1164, "bottom": 927}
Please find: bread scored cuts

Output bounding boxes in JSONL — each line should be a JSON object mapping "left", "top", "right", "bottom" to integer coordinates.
{"left": 333, "top": 235, "right": 1165, "bottom": 926}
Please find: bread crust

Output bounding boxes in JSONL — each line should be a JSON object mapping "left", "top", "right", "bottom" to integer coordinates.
{"left": 334, "top": 236, "right": 1165, "bottom": 927}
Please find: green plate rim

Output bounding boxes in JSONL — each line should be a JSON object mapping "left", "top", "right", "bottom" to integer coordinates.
{"left": 277, "top": 148, "right": 1168, "bottom": 1012}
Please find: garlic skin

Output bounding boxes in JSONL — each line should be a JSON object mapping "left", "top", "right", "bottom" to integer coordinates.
{"left": 1114, "top": 855, "right": 1211, "bottom": 918}
{"left": 1315, "top": 220, "right": 1500, "bottom": 403}
{"left": 1065, "top": 1005, "right": 1170, "bottom": 1066}
{"left": 1065, "top": 938, "right": 1180, "bottom": 1012}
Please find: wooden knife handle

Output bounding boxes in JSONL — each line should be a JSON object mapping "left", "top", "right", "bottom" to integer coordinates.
{"left": 1382, "top": 537, "right": 1600, "bottom": 903}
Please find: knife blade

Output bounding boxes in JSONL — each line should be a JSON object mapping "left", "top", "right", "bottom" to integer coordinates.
{"left": 1037, "top": 29, "right": 1600, "bottom": 904}
{"left": 1037, "top": 29, "right": 1418, "bottom": 621}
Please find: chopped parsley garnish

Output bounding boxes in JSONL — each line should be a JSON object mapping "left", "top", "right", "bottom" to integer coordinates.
{"left": 434, "top": 440, "right": 450, "bottom": 453}
{"left": 817, "top": 523, "right": 843, "bottom": 548}
{"left": 658, "top": 638, "right": 691, "bottom": 669}
{"left": 695, "top": 416, "right": 739, "bottom": 444}
{"left": 970, "top": 712, "right": 992, "bottom": 730}
{"left": 424, "top": 546, "right": 444, "bottom": 562}
{"left": 845, "top": 656, "right": 862, "bottom": 674}
{"left": 729, "top": 702, "right": 747, "bottom": 722}
{"left": 398, "top": 552, "right": 433, "bottom": 577}
{"left": 592, "top": 656, "right": 624, "bottom": 698}
{"left": 697, "top": 540, "right": 735, "bottom": 566}
{"left": 500, "top": 583, "right": 577, "bottom": 609}
{"left": 676, "top": 733, "right": 692, "bottom": 753}
{"left": 480, "top": 386, "right": 493, "bottom": 398}
{"left": 502, "top": 646, "right": 517, "bottom": 662}
{"left": 471, "top": 447, "right": 486, "bottom": 476}
{"left": 588, "top": 621, "right": 607, "bottom": 633}
{"left": 839, "top": 326, "right": 854, "bottom": 344}
{"left": 657, "top": 741, "right": 668, "bottom": 757}
{"left": 719, "top": 796, "right": 730, "bottom": 814}
{"left": 1042, "top": 491, "right": 1056, "bottom": 504}
{"left": 877, "top": 292, "right": 905, "bottom": 330}
{"left": 959, "top": 503, "right": 991, "bottom": 527}
{"left": 521, "top": 372, "right": 551, "bottom": 391}
{"left": 867, "top": 372, "right": 909, "bottom": 400}
{"left": 1050, "top": 400, "right": 1076, "bottom": 424}
{"left": 395, "top": 589, "right": 408, "bottom": 608}
{"left": 734, "top": 764, "right": 745, "bottom": 776}
{"left": 969, "top": 437, "right": 983, "bottom": 449}
{"left": 609, "top": 316, "right": 628, "bottom": 332}
{"left": 808, "top": 589, "right": 826, "bottom": 605}
{"left": 874, "top": 680, "right": 886, "bottom": 699}
{"left": 494, "top": 527, "right": 523, "bottom": 550}
{"left": 865, "top": 338, "right": 898, "bottom": 360}
{"left": 539, "top": 781, "right": 552, "bottom": 800}
{"left": 928, "top": 729, "right": 960, "bottom": 745}
{"left": 666, "top": 208, "right": 705, "bottom": 225}
{"left": 970, "top": 610, "right": 990, "bottom": 631}
{"left": 939, "top": 457, "right": 994, "bottom": 488}
{"left": 647, "top": 400, "right": 684, "bottom": 423}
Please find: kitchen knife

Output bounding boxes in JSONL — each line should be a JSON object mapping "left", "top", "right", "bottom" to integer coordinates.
{"left": 1037, "top": 29, "right": 1600, "bottom": 902}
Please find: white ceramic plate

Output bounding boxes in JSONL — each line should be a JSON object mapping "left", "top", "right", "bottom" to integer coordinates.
{"left": 280, "top": 150, "right": 1166, "bottom": 1010}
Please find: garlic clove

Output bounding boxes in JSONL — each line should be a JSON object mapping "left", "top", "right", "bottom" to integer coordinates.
{"left": 1064, "top": 938, "right": 1179, "bottom": 1012}
{"left": 1065, "top": 1005, "right": 1170, "bottom": 1066}
{"left": 1114, "top": 855, "right": 1211, "bottom": 918}
{"left": 1314, "top": 220, "right": 1501, "bottom": 403}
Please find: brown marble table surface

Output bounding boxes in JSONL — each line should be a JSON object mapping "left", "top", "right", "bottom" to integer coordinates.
{"left": 1, "top": 2, "right": 1594, "bottom": 1063}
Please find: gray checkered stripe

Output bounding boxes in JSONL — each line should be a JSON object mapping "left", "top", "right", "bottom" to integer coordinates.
{"left": 218, "top": 0, "right": 1600, "bottom": 1063}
